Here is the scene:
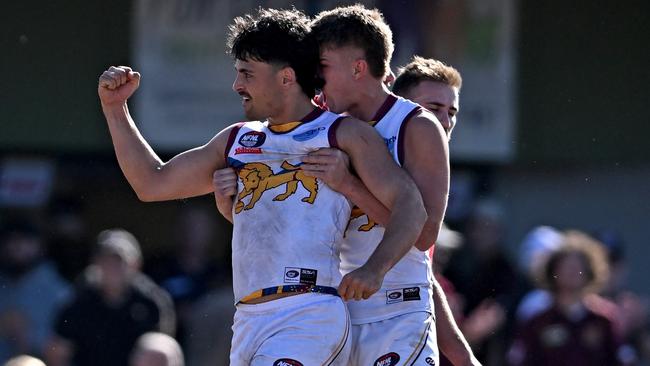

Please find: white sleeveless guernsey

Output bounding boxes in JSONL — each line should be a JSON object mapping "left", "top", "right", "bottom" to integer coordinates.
{"left": 225, "top": 108, "right": 351, "bottom": 304}
{"left": 340, "top": 95, "right": 435, "bottom": 324}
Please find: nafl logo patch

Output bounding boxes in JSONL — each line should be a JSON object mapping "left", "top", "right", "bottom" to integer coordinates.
{"left": 374, "top": 352, "right": 400, "bottom": 366}
{"left": 239, "top": 131, "right": 266, "bottom": 147}
{"left": 273, "top": 359, "right": 303, "bottom": 366}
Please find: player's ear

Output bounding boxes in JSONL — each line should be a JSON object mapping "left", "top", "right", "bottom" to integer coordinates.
{"left": 352, "top": 59, "right": 368, "bottom": 80}
{"left": 280, "top": 66, "right": 296, "bottom": 86}
{"left": 383, "top": 70, "right": 395, "bottom": 87}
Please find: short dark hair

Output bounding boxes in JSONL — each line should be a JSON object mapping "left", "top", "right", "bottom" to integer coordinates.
{"left": 227, "top": 8, "right": 319, "bottom": 98}
{"left": 393, "top": 56, "right": 462, "bottom": 97}
{"left": 311, "top": 5, "right": 394, "bottom": 79}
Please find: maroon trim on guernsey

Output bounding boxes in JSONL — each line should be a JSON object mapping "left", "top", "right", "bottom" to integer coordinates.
{"left": 328, "top": 116, "right": 348, "bottom": 148}
{"left": 268, "top": 107, "right": 326, "bottom": 135}
{"left": 397, "top": 106, "right": 423, "bottom": 166}
{"left": 301, "top": 106, "right": 326, "bottom": 122}
{"left": 370, "top": 94, "right": 398, "bottom": 125}
{"left": 224, "top": 122, "right": 245, "bottom": 165}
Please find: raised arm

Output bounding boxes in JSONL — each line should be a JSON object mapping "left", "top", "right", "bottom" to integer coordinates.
{"left": 98, "top": 66, "right": 231, "bottom": 201}
{"left": 335, "top": 118, "right": 426, "bottom": 300}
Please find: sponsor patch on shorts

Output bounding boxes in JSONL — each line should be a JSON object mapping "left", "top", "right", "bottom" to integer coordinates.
{"left": 273, "top": 358, "right": 303, "bottom": 366}
{"left": 425, "top": 356, "right": 436, "bottom": 365}
{"left": 386, "top": 287, "right": 421, "bottom": 304}
{"left": 284, "top": 267, "right": 317, "bottom": 286}
{"left": 374, "top": 352, "right": 400, "bottom": 366}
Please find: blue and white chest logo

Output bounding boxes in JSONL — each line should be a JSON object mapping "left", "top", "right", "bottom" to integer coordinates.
{"left": 374, "top": 352, "right": 400, "bottom": 366}
{"left": 239, "top": 131, "right": 266, "bottom": 147}
{"left": 384, "top": 136, "right": 396, "bottom": 154}
{"left": 292, "top": 127, "right": 325, "bottom": 142}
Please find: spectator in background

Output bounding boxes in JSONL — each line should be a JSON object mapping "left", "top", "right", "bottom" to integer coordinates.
{"left": 433, "top": 224, "right": 504, "bottom": 366}
{"left": 0, "top": 217, "right": 70, "bottom": 362}
{"left": 149, "top": 206, "right": 228, "bottom": 349}
{"left": 514, "top": 226, "right": 564, "bottom": 324}
{"left": 594, "top": 230, "right": 650, "bottom": 365}
{"left": 181, "top": 287, "right": 234, "bottom": 366}
{"left": 444, "top": 198, "right": 521, "bottom": 365}
{"left": 130, "top": 332, "right": 184, "bottom": 366}
{"left": 507, "top": 230, "right": 625, "bottom": 366}
{"left": 45, "top": 229, "right": 175, "bottom": 366}
{"left": 3, "top": 355, "right": 45, "bottom": 366}
{"left": 45, "top": 196, "right": 92, "bottom": 282}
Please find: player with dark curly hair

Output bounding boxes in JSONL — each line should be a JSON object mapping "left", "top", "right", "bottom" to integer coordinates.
{"left": 99, "top": 7, "right": 426, "bottom": 365}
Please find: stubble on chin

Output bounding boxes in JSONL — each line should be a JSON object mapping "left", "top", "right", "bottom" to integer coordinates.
{"left": 243, "top": 107, "right": 259, "bottom": 121}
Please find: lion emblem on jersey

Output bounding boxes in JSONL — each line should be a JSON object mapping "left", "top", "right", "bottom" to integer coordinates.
{"left": 234, "top": 161, "right": 319, "bottom": 214}
{"left": 349, "top": 207, "right": 377, "bottom": 232}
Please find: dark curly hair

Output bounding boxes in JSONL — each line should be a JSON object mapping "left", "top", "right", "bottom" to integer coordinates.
{"left": 227, "top": 8, "right": 320, "bottom": 98}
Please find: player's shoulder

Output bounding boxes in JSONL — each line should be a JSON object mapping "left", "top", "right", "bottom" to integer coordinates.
{"left": 405, "top": 108, "right": 446, "bottom": 140}
{"left": 206, "top": 121, "right": 253, "bottom": 154}
{"left": 391, "top": 95, "right": 440, "bottom": 128}
{"left": 334, "top": 115, "right": 376, "bottom": 136}
{"left": 331, "top": 115, "right": 381, "bottom": 150}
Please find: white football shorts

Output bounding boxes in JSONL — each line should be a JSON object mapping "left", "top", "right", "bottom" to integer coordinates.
{"left": 230, "top": 293, "right": 351, "bottom": 366}
{"left": 350, "top": 311, "right": 438, "bottom": 366}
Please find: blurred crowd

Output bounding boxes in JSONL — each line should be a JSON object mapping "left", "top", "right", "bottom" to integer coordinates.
{"left": 1, "top": 195, "right": 649, "bottom": 366}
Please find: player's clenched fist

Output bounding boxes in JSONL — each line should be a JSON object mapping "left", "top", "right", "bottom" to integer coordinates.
{"left": 213, "top": 168, "right": 238, "bottom": 198}
{"left": 213, "top": 168, "right": 238, "bottom": 223}
{"left": 338, "top": 265, "right": 384, "bottom": 301}
{"left": 98, "top": 66, "right": 141, "bottom": 107}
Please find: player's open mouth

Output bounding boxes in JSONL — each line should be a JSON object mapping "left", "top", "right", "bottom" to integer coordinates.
{"left": 239, "top": 92, "right": 251, "bottom": 103}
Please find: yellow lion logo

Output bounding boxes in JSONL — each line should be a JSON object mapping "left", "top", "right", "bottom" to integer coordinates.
{"left": 234, "top": 161, "right": 319, "bottom": 214}
{"left": 348, "top": 207, "right": 377, "bottom": 232}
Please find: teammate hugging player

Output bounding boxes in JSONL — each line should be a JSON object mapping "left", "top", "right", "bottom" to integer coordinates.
{"left": 99, "top": 8, "right": 426, "bottom": 366}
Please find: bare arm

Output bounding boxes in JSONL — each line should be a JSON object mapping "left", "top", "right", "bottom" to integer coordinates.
{"left": 335, "top": 118, "right": 427, "bottom": 300}
{"left": 402, "top": 111, "right": 450, "bottom": 251}
{"left": 98, "top": 66, "right": 230, "bottom": 201}
{"left": 302, "top": 110, "right": 449, "bottom": 241}
{"left": 433, "top": 277, "right": 482, "bottom": 366}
